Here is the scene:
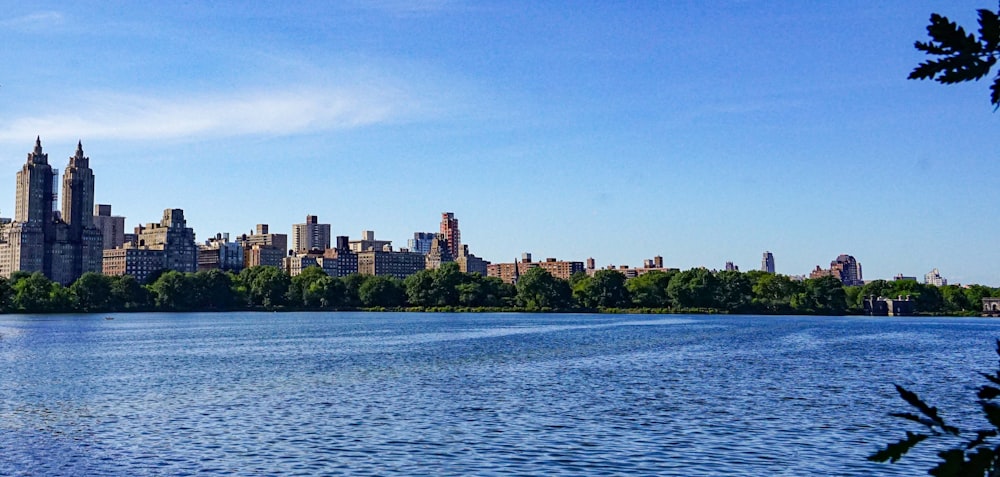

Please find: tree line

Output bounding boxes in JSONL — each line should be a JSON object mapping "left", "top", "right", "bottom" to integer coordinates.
{"left": 0, "top": 263, "right": 994, "bottom": 315}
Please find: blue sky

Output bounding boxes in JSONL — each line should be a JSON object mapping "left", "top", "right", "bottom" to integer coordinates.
{"left": 0, "top": 1, "right": 997, "bottom": 284}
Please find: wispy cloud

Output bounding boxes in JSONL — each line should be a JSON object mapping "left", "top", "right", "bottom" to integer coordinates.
{"left": 0, "top": 11, "right": 65, "bottom": 31}
{"left": 0, "top": 83, "right": 423, "bottom": 143}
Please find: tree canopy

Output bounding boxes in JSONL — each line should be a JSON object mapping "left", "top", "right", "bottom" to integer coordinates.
{"left": 910, "top": 6, "right": 1000, "bottom": 108}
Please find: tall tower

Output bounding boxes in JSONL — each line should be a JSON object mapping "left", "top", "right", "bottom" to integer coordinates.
{"left": 62, "top": 141, "right": 95, "bottom": 238}
{"left": 761, "top": 251, "right": 775, "bottom": 274}
{"left": 14, "top": 136, "right": 55, "bottom": 226}
{"left": 440, "top": 212, "right": 460, "bottom": 259}
{"left": 1, "top": 138, "right": 103, "bottom": 283}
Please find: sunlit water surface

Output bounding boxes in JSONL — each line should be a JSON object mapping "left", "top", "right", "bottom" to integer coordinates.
{"left": 1, "top": 312, "right": 999, "bottom": 476}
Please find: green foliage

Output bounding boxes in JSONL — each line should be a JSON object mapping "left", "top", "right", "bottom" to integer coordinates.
{"left": 870, "top": 340, "right": 1000, "bottom": 475}
{"left": 515, "top": 267, "right": 572, "bottom": 310}
{"left": 750, "top": 273, "right": 801, "bottom": 314}
{"left": 359, "top": 275, "right": 405, "bottom": 308}
{"left": 148, "top": 270, "right": 196, "bottom": 311}
{"left": 236, "top": 266, "right": 289, "bottom": 309}
{"left": 714, "top": 270, "right": 752, "bottom": 312}
{"left": 70, "top": 272, "right": 112, "bottom": 312}
{"left": 576, "top": 270, "right": 631, "bottom": 309}
{"left": 910, "top": 8, "right": 1000, "bottom": 108}
{"left": 791, "top": 276, "right": 848, "bottom": 315}
{"left": 667, "top": 268, "right": 717, "bottom": 309}
{"left": 626, "top": 270, "right": 674, "bottom": 308}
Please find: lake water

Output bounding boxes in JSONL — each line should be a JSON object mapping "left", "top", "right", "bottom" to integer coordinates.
{"left": 1, "top": 312, "right": 999, "bottom": 476}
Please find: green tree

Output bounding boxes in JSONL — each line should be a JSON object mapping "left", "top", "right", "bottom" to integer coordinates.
{"left": 0, "top": 276, "right": 13, "bottom": 312}
{"left": 627, "top": 270, "right": 674, "bottom": 308}
{"left": 404, "top": 269, "right": 437, "bottom": 307}
{"left": 714, "top": 270, "right": 752, "bottom": 312}
{"left": 305, "top": 275, "right": 345, "bottom": 309}
{"left": 108, "top": 275, "right": 149, "bottom": 311}
{"left": 12, "top": 272, "right": 61, "bottom": 313}
{"left": 792, "top": 276, "right": 847, "bottom": 315}
{"left": 942, "top": 284, "right": 973, "bottom": 312}
{"left": 192, "top": 269, "right": 236, "bottom": 310}
{"left": 359, "top": 275, "right": 405, "bottom": 307}
{"left": 667, "top": 268, "right": 718, "bottom": 309}
{"left": 237, "top": 266, "right": 289, "bottom": 309}
{"left": 750, "top": 273, "right": 800, "bottom": 314}
{"left": 516, "top": 267, "right": 572, "bottom": 310}
{"left": 288, "top": 267, "right": 331, "bottom": 308}
{"left": 70, "top": 272, "right": 113, "bottom": 312}
{"left": 575, "top": 270, "right": 630, "bottom": 309}
{"left": 148, "top": 271, "right": 196, "bottom": 311}
{"left": 341, "top": 273, "right": 368, "bottom": 308}
{"left": 909, "top": 6, "right": 1000, "bottom": 108}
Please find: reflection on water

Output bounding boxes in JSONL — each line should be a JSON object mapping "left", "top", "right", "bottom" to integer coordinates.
{"left": 1, "top": 312, "right": 998, "bottom": 476}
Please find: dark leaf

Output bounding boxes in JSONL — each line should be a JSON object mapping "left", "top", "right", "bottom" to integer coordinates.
{"left": 910, "top": 60, "right": 947, "bottom": 80}
{"left": 890, "top": 412, "right": 938, "bottom": 429}
{"left": 979, "top": 9, "right": 1000, "bottom": 51}
{"left": 982, "top": 402, "right": 1000, "bottom": 429}
{"left": 967, "top": 429, "right": 997, "bottom": 449}
{"left": 896, "top": 384, "right": 951, "bottom": 431}
{"left": 981, "top": 371, "right": 1000, "bottom": 387}
{"left": 979, "top": 385, "right": 1000, "bottom": 400}
{"left": 991, "top": 74, "right": 1000, "bottom": 107}
{"left": 929, "top": 448, "right": 966, "bottom": 477}
{"left": 868, "top": 432, "right": 928, "bottom": 463}
{"left": 963, "top": 446, "right": 997, "bottom": 475}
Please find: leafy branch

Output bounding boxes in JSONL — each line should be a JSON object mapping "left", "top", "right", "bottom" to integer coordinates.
{"left": 869, "top": 339, "right": 1000, "bottom": 476}
{"left": 909, "top": 7, "right": 1000, "bottom": 108}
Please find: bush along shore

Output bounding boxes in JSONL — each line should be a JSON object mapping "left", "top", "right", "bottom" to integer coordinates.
{"left": 0, "top": 263, "right": 992, "bottom": 315}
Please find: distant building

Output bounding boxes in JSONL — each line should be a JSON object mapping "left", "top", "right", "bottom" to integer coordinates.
{"left": 424, "top": 234, "right": 453, "bottom": 270}
{"left": 236, "top": 224, "right": 287, "bottom": 269}
{"left": 198, "top": 233, "right": 243, "bottom": 272}
{"left": 761, "top": 251, "right": 775, "bottom": 274}
{"left": 488, "top": 254, "right": 584, "bottom": 284}
{"left": 586, "top": 257, "right": 596, "bottom": 270}
{"left": 893, "top": 274, "right": 917, "bottom": 282}
{"left": 349, "top": 230, "right": 392, "bottom": 253}
{"left": 0, "top": 138, "right": 104, "bottom": 284}
{"left": 103, "top": 208, "right": 197, "bottom": 283}
{"left": 440, "top": 212, "right": 461, "bottom": 259}
{"left": 811, "top": 254, "right": 863, "bottom": 286}
{"left": 356, "top": 249, "right": 426, "bottom": 280}
{"left": 407, "top": 232, "right": 436, "bottom": 255}
{"left": 455, "top": 245, "right": 489, "bottom": 275}
{"left": 925, "top": 268, "right": 947, "bottom": 286}
{"left": 984, "top": 297, "right": 1000, "bottom": 316}
{"left": 864, "top": 295, "right": 915, "bottom": 316}
{"left": 291, "top": 215, "right": 331, "bottom": 254}
{"left": 724, "top": 261, "right": 738, "bottom": 272}
{"left": 93, "top": 204, "right": 126, "bottom": 250}
{"left": 587, "top": 256, "right": 669, "bottom": 278}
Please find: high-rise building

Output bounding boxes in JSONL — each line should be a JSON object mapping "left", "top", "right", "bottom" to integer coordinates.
{"left": 407, "top": 232, "right": 436, "bottom": 255}
{"left": 822, "top": 254, "right": 863, "bottom": 286}
{"left": 349, "top": 230, "right": 392, "bottom": 253}
{"left": 356, "top": 249, "right": 426, "bottom": 279}
{"left": 424, "top": 234, "right": 453, "bottom": 270}
{"left": 761, "top": 251, "right": 775, "bottom": 274}
{"left": 93, "top": 204, "right": 126, "bottom": 250}
{"left": 455, "top": 245, "right": 489, "bottom": 275}
{"left": 237, "top": 224, "right": 288, "bottom": 269}
{"left": 0, "top": 138, "right": 103, "bottom": 284}
{"left": 198, "top": 233, "right": 244, "bottom": 272}
{"left": 291, "top": 215, "right": 331, "bottom": 254}
{"left": 440, "top": 212, "right": 461, "bottom": 259}
{"left": 925, "top": 268, "right": 947, "bottom": 286}
{"left": 724, "top": 261, "right": 738, "bottom": 272}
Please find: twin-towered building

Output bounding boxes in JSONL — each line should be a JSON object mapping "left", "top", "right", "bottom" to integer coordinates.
{"left": 0, "top": 138, "right": 104, "bottom": 284}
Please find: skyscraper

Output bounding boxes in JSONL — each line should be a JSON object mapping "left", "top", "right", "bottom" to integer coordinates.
{"left": 291, "top": 215, "right": 331, "bottom": 253}
{"left": 0, "top": 138, "right": 103, "bottom": 284}
{"left": 440, "top": 212, "right": 460, "bottom": 259}
{"left": 761, "top": 251, "right": 775, "bottom": 274}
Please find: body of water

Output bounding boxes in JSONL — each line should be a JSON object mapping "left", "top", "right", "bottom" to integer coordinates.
{"left": 1, "top": 312, "right": 999, "bottom": 475}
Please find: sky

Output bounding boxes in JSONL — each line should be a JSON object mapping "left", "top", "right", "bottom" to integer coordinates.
{"left": 0, "top": 1, "right": 997, "bottom": 284}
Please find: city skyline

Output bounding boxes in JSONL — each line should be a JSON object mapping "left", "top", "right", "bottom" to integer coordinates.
{"left": 1, "top": 2, "right": 998, "bottom": 284}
